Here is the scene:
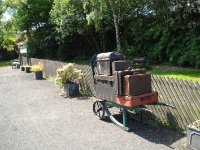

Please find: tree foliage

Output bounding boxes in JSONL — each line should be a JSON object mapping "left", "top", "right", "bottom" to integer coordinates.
{"left": 7, "top": 0, "right": 53, "bottom": 31}
{"left": 122, "top": 0, "right": 200, "bottom": 68}
{"left": 0, "top": 0, "right": 18, "bottom": 60}
{"left": 50, "top": 0, "right": 86, "bottom": 39}
{"left": 5, "top": 0, "right": 58, "bottom": 59}
{"left": 2, "top": 0, "right": 200, "bottom": 68}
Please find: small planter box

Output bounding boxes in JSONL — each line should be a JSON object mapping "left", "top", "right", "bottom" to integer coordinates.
{"left": 24, "top": 66, "right": 31, "bottom": 73}
{"left": 187, "top": 120, "right": 200, "bottom": 150}
{"left": 16, "top": 63, "right": 20, "bottom": 69}
{"left": 64, "top": 83, "right": 79, "bottom": 97}
{"left": 21, "top": 66, "right": 25, "bottom": 71}
{"left": 34, "top": 71, "right": 43, "bottom": 80}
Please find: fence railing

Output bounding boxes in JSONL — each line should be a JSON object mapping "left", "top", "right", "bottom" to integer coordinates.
{"left": 23, "top": 57, "right": 200, "bottom": 131}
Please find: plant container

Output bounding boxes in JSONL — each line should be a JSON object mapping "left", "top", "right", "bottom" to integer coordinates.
{"left": 34, "top": 71, "right": 43, "bottom": 80}
{"left": 64, "top": 83, "right": 79, "bottom": 97}
{"left": 21, "top": 66, "right": 25, "bottom": 71}
{"left": 187, "top": 120, "right": 200, "bottom": 150}
{"left": 25, "top": 66, "right": 31, "bottom": 73}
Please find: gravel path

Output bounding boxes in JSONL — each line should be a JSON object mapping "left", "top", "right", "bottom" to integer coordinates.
{"left": 0, "top": 67, "right": 187, "bottom": 150}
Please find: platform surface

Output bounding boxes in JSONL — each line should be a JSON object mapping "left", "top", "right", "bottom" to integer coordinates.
{"left": 0, "top": 67, "right": 186, "bottom": 150}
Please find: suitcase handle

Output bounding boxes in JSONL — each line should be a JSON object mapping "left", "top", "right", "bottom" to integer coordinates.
{"left": 132, "top": 72, "right": 140, "bottom": 75}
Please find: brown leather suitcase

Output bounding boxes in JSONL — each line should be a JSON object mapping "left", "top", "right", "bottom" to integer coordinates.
{"left": 123, "top": 74, "right": 152, "bottom": 96}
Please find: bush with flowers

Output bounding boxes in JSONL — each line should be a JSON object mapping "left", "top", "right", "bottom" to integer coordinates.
{"left": 30, "top": 63, "right": 44, "bottom": 72}
{"left": 55, "top": 63, "right": 83, "bottom": 88}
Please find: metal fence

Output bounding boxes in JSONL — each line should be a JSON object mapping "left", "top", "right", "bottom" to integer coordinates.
{"left": 23, "top": 57, "right": 200, "bottom": 131}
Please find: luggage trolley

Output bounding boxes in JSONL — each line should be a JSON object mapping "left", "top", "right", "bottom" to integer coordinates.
{"left": 91, "top": 52, "right": 175, "bottom": 131}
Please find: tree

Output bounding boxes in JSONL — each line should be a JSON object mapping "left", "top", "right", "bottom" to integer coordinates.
{"left": 84, "top": 0, "right": 143, "bottom": 53}
{"left": 50, "top": 0, "right": 86, "bottom": 41}
{"left": 82, "top": 0, "right": 111, "bottom": 52}
{"left": 7, "top": 0, "right": 53, "bottom": 32}
{"left": 4, "top": 0, "right": 58, "bottom": 59}
{"left": 0, "top": 0, "right": 4, "bottom": 18}
{"left": 51, "top": 0, "right": 103, "bottom": 57}
{"left": 2, "top": 0, "right": 200, "bottom": 68}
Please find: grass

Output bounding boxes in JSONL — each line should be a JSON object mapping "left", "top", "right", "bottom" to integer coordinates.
{"left": 0, "top": 61, "right": 11, "bottom": 67}
{"left": 149, "top": 68, "right": 200, "bottom": 82}
{"left": 45, "top": 75, "right": 56, "bottom": 83}
{"left": 80, "top": 88, "right": 94, "bottom": 97}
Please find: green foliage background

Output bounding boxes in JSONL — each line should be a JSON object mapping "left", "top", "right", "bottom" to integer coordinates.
{"left": 1, "top": 0, "right": 200, "bottom": 68}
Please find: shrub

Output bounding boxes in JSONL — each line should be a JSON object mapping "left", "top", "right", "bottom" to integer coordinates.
{"left": 55, "top": 63, "right": 83, "bottom": 87}
{"left": 30, "top": 63, "right": 44, "bottom": 72}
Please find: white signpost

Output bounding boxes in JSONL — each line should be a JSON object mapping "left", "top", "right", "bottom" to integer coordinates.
{"left": 20, "top": 47, "right": 27, "bottom": 54}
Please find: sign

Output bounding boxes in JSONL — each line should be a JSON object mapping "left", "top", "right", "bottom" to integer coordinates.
{"left": 20, "top": 47, "right": 27, "bottom": 54}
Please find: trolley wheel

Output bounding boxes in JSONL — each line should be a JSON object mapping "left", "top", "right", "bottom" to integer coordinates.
{"left": 93, "top": 100, "right": 105, "bottom": 119}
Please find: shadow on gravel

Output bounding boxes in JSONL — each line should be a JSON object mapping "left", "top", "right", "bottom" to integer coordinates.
{"left": 101, "top": 114, "right": 185, "bottom": 149}
{"left": 76, "top": 96, "right": 91, "bottom": 100}
{"left": 41, "top": 78, "right": 47, "bottom": 80}
{"left": 128, "top": 120, "right": 184, "bottom": 149}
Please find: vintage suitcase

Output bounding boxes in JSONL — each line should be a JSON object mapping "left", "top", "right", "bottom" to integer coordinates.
{"left": 114, "top": 70, "right": 147, "bottom": 96}
{"left": 96, "top": 52, "right": 125, "bottom": 75}
{"left": 123, "top": 74, "right": 152, "bottom": 96}
{"left": 94, "top": 75, "right": 116, "bottom": 102}
{"left": 112, "top": 60, "right": 132, "bottom": 74}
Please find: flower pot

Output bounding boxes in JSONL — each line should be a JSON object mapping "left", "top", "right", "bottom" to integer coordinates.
{"left": 64, "top": 83, "right": 79, "bottom": 97}
{"left": 21, "top": 66, "right": 25, "bottom": 71}
{"left": 187, "top": 120, "right": 200, "bottom": 150}
{"left": 34, "top": 71, "right": 43, "bottom": 80}
{"left": 25, "top": 66, "right": 31, "bottom": 73}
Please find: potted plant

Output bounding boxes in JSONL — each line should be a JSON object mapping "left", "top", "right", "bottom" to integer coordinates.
{"left": 31, "top": 63, "right": 44, "bottom": 79}
{"left": 56, "top": 63, "right": 83, "bottom": 97}
{"left": 24, "top": 65, "right": 31, "bottom": 73}
{"left": 187, "top": 120, "right": 200, "bottom": 150}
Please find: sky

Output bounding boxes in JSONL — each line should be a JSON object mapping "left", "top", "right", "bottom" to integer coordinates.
{"left": 2, "top": 10, "right": 12, "bottom": 21}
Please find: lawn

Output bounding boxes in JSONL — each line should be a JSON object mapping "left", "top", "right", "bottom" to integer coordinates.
{"left": 149, "top": 68, "right": 200, "bottom": 82}
{"left": 0, "top": 61, "right": 11, "bottom": 67}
